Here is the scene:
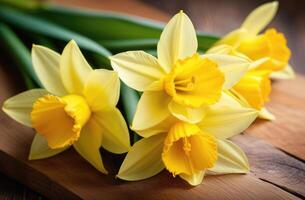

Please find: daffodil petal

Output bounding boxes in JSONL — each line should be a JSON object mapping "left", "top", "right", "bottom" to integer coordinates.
{"left": 93, "top": 108, "right": 130, "bottom": 154}
{"left": 168, "top": 100, "right": 206, "bottom": 124}
{"left": 134, "top": 115, "right": 176, "bottom": 138}
{"left": 270, "top": 64, "right": 295, "bottom": 80}
{"left": 117, "top": 134, "right": 165, "bottom": 181}
{"left": 241, "top": 1, "right": 278, "bottom": 35}
{"left": 214, "top": 28, "right": 248, "bottom": 47}
{"left": 258, "top": 107, "right": 275, "bottom": 120}
{"left": 226, "top": 90, "right": 251, "bottom": 108}
{"left": 179, "top": 170, "right": 205, "bottom": 186}
{"left": 73, "top": 117, "right": 107, "bottom": 174}
{"left": 132, "top": 91, "right": 171, "bottom": 133}
{"left": 248, "top": 57, "right": 270, "bottom": 70}
{"left": 198, "top": 93, "right": 258, "bottom": 139}
{"left": 60, "top": 40, "right": 92, "bottom": 94}
{"left": 206, "top": 45, "right": 233, "bottom": 54}
{"left": 110, "top": 51, "right": 166, "bottom": 91}
{"left": 202, "top": 54, "right": 249, "bottom": 89}
{"left": 208, "top": 139, "right": 249, "bottom": 174}
{"left": 2, "top": 89, "right": 48, "bottom": 127}
{"left": 157, "top": 11, "right": 197, "bottom": 72}
{"left": 29, "top": 134, "right": 69, "bottom": 160}
{"left": 207, "top": 45, "right": 251, "bottom": 62}
{"left": 146, "top": 79, "right": 164, "bottom": 91}
{"left": 83, "top": 69, "right": 120, "bottom": 112}
{"left": 32, "top": 45, "right": 67, "bottom": 96}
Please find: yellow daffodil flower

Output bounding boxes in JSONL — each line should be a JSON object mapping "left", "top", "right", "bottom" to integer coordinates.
{"left": 207, "top": 45, "right": 274, "bottom": 120}
{"left": 2, "top": 40, "right": 130, "bottom": 174}
{"left": 110, "top": 11, "right": 250, "bottom": 129}
{"left": 117, "top": 93, "right": 258, "bottom": 185}
{"left": 215, "top": 1, "right": 294, "bottom": 80}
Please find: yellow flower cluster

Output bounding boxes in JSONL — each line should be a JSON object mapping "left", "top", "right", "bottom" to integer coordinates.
{"left": 2, "top": 1, "right": 292, "bottom": 186}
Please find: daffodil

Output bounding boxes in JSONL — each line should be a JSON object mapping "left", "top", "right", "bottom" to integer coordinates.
{"left": 207, "top": 45, "right": 274, "bottom": 120}
{"left": 110, "top": 11, "right": 250, "bottom": 130}
{"left": 215, "top": 1, "right": 294, "bottom": 80}
{"left": 117, "top": 92, "right": 258, "bottom": 185}
{"left": 2, "top": 40, "right": 130, "bottom": 174}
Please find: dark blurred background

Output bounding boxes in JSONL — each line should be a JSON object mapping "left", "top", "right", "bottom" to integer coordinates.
{"left": 1, "top": 0, "right": 304, "bottom": 199}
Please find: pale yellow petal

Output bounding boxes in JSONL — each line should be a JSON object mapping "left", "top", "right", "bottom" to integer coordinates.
{"left": 60, "top": 40, "right": 92, "bottom": 94}
{"left": 214, "top": 28, "right": 248, "bottom": 47}
{"left": 32, "top": 45, "right": 67, "bottom": 96}
{"left": 202, "top": 54, "right": 249, "bottom": 89}
{"left": 132, "top": 91, "right": 171, "bottom": 133}
{"left": 241, "top": 1, "right": 278, "bottom": 35}
{"left": 179, "top": 170, "right": 205, "bottom": 186}
{"left": 206, "top": 45, "right": 233, "bottom": 54}
{"left": 145, "top": 79, "right": 164, "bottom": 91}
{"left": 73, "top": 117, "right": 107, "bottom": 174}
{"left": 157, "top": 11, "right": 197, "bottom": 72}
{"left": 270, "top": 64, "right": 295, "bottom": 80}
{"left": 2, "top": 89, "right": 48, "bottom": 127}
{"left": 94, "top": 108, "right": 130, "bottom": 154}
{"left": 117, "top": 134, "right": 165, "bottom": 181}
{"left": 110, "top": 51, "right": 166, "bottom": 91}
{"left": 208, "top": 139, "right": 249, "bottom": 174}
{"left": 134, "top": 115, "right": 176, "bottom": 138}
{"left": 29, "top": 134, "right": 69, "bottom": 160}
{"left": 83, "top": 69, "right": 120, "bottom": 112}
{"left": 168, "top": 100, "right": 206, "bottom": 124}
{"left": 207, "top": 44, "right": 251, "bottom": 61}
{"left": 258, "top": 107, "right": 275, "bottom": 120}
{"left": 198, "top": 93, "right": 258, "bottom": 139}
{"left": 248, "top": 57, "right": 270, "bottom": 70}
{"left": 226, "top": 89, "right": 251, "bottom": 108}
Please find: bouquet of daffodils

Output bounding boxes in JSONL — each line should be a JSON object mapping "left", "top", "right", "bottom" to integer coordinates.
{"left": 0, "top": 1, "right": 293, "bottom": 185}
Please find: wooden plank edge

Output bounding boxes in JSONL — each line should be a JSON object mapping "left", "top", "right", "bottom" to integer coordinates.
{"left": 0, "top": 150, "right": 80, "bottom": 200}
{"left": 233, "top": 134, "right": 305, "bottom": 199}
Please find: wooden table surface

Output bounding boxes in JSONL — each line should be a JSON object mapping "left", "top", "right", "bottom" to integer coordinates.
{"left": 0, "top": 0, "right": 305, "bottom": 199}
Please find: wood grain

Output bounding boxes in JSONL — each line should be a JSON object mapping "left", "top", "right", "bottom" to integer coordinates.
{"left": 0, "top": 173, "right": 44, "bottom": 200}
{"left": 233, "top": 134, "right": 305, "bottom": 198}
{"left": 0, "top": 115, "right": 298, "bottom": 200}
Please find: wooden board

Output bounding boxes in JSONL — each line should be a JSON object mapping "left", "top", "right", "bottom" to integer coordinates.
{"left": 233, "top": 134, "right": 305, "bottom": 199}
{"left": 0, "top": 106, "right": 298, "bottom": 199}
{"left": 0, "top": 0, "right": 304, "bottom": 199}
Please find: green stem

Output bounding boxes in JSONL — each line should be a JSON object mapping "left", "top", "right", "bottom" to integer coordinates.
{"left": 120, "top": 82, "right": 141, "bottom": 144}
{"left": 21, "top": 70, "right": 36, "bottom": 89}
{"left": 0, "top": 0, "right": 43, "bottom": 10}
{"left": 0, "top": 22, "right": 41, "bottom": 87}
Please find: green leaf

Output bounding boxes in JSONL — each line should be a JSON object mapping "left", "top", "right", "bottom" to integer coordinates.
{"left": 0, "top": 22, "right": 41, "bottom": 87}
{"left": 34, "top": 5, "right": 220, "bottom": 51}
{"left": 120, "top": 82, "right": 139, "bottom": 125}
{"left": 100, "top": 39, "right": 158, "bottom": 52}
{"left": 0, "top": 0, "right": 43, "bottom": 10}
{"left": 0, "top": 6, "right": 111, "bottom": 58}
{"left": 36, "top": 5, "right": 163, "bottom": 40}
